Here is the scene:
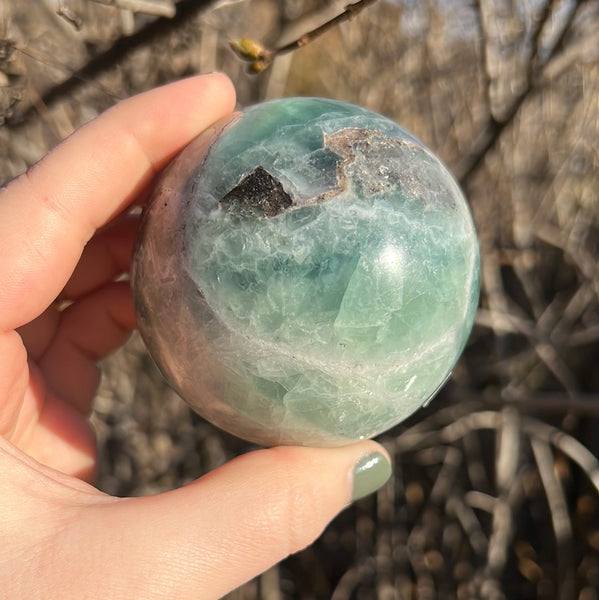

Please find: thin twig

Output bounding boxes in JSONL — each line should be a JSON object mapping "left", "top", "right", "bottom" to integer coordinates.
{"left": 12, "top": 45, "right": 122, "bottom": 101}
{"left": 447, "top": 493, "right": 489, "bottom": 557}
{"left": 522, "top": 417, "right": 599, "bottom": 493}
{"left": 331, "top": 560, "right": 376, "bottom": 600}
{"left": 528, "top": 0, "right": 556, "bottom": 72}
{"left": 56, "top": 1, "right": 83, "bottom": 30}
{"left": 230, "top": 0, "right": 377, "bottom": 73}
{"left": 275, "top": 0, "right": 376, "bottom": 55}
{"left": 7, "top": 0, "right": 214, "bottom": 125}
{"left": 495, "top": 407, "right": 520, "bottom": 493}
{"left": 462, "top": 431, "right": 493, "bottom": 494}
{"left": 530, "top": 436, "right": 575, "bottom": 599}
{"left": 430, "top": 446, "right": 462, "bottom": 504}
{"left": 440, "top": 411, "right": 503, "bottom": 445}
{"left": 484, "top": 475, "right": 523, "bottom": 583}
{"left": 89, "top": 0, "right": 176, "bottom": 18}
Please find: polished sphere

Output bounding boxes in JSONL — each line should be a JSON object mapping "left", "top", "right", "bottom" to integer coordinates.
{"left": 131, "top": 98, "right": 480, "bottom": 447}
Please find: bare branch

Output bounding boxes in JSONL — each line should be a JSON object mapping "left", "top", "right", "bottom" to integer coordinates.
{"left": 6, "top": 0, "right": 214, "bottom": 125}
{"left": 11, "top": 45, "right": 122, "bottom": 101}
{"left": 56, "top": 1, "right": 83, "bottom": 30}
{"left": 456, "top": 0, "right": 587, "bottom": 183}
{"left": 89, "top": 0, "right": 176, "bottom": 19}
{"left": 484, "top": 476, "right": 523, "bottom": 588}
{"left": 523, "top": 417, "right": 599, "bottom": 493}
{"left": 495, "top": 407, "right": 520, "bottom": 493}
{"left": 447, "top": 493, "right": 489, "bottom": 557}
{"left": 230, "top": 0, "right": 377, "bottom": 73}
{"left": 530, "top": 436, "right": 575, "bottom": 598}
{"left": 430, "top": 446, "right": 463, "bottom": 504}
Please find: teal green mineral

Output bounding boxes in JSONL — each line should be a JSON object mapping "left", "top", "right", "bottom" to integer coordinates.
{"left": 131, "top": 98, "right": 480, "bottom": 447}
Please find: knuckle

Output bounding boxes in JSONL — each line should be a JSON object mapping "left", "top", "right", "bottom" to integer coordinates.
{"left": 264, "top": 448, "right": 327, "bottom": 557}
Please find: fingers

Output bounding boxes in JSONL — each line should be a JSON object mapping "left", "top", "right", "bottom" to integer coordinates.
{"left": 15, "top": 210, "right": 134, "bottom": 357}
{"left": 36, "top": 281, "right": 135, "bottom": 414}
{"left": 8, "top": 281, "right": 133, "bottom": 471}
{"left": 17, "top": 216, "right": 138, "bottom": 397}
{"left": 77, "top": 443, "right": 392, "bottom": 599}
{"left": 61, "top": 213, "right": 138, "bottom": 301}
{"left": 0, "top": 73, "right": 236, "bottom": 333}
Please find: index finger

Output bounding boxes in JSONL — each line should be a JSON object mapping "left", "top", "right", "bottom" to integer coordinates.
{"left": 0, "top": 73, "right": 236, "bottom": 332}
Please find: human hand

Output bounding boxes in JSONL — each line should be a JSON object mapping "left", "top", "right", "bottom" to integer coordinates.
{"left": 0, "top": 74, "right": 392, "bottom": 599}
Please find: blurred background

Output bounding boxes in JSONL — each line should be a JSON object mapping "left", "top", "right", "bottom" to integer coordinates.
{"left": 1, "top": 0, "right": 599, "bottom": 598}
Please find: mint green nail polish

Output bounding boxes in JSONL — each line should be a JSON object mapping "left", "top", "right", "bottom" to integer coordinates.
{"left": 351, "top": 452, "right": 392, "bottom": 501}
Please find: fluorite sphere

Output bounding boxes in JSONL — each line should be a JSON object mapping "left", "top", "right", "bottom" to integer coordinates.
{"left": 132, "top": 98, "right": 480, "bottom": 447}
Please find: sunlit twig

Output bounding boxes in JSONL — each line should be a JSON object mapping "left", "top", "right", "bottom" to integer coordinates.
{"left": 230, "top": 0, "right": 377, "bottom": 73}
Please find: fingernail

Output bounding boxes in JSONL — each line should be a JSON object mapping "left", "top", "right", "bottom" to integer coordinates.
{"left": 351, "top": 452, "right": 392, "bottom": 501}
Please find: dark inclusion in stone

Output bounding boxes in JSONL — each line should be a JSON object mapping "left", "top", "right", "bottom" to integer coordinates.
{"left": 221, "top": 165, "right": 293, "bottom": 217}
{"left": 219, "top": 127, "right": 456, "bottom": 217}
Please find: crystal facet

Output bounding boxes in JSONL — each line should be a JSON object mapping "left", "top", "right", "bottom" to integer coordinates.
{"left": 131, "top": 98, "right": 480, "bottom": 446}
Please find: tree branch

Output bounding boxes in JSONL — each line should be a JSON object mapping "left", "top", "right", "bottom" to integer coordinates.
{"left": 230, "top": 0, "right": 377, "bottom": 73}
{"left": 456, "top": 0, "right": 586, "bottom": 184}
{"left": 6, "top": 0, "right": 214, "bottom": 126}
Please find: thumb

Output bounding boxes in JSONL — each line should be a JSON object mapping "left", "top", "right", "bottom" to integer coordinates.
{"left": 79, "top": 442, "right": 391, "bottom": 599}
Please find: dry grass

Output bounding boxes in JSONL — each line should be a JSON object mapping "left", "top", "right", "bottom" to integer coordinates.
{"left": 2, "top": 1, "right": 599, "bottom": 597}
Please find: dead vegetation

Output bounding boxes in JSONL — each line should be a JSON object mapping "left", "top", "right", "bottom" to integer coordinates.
{"left": 1, "top": 1, "right": 599, "bottom": 598}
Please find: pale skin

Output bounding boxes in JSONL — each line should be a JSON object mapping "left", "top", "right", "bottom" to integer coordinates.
{"left": 0, "top": 74, "right": 390, "bottom": 599}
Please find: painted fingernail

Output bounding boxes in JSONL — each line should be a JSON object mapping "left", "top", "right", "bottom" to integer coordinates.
{"left": 351, "top": 451, "right": 392, "bottom": 501}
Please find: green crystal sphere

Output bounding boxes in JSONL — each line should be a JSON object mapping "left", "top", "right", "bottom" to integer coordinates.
{"left": 132, "top": 98, "right": 479, "bottom": 447}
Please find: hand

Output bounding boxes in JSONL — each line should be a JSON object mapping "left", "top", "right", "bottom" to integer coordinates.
{"left": 0, "top": 74, "right": 392, "bottom": 599}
